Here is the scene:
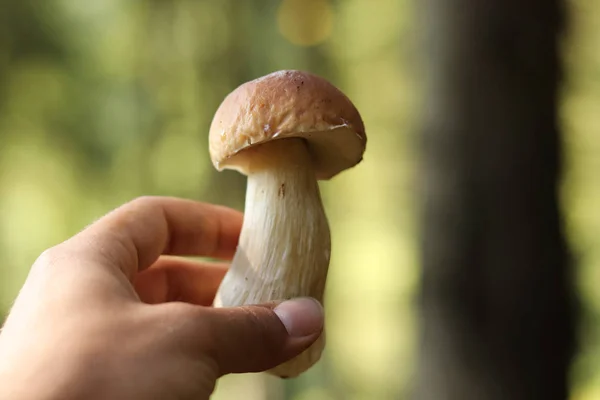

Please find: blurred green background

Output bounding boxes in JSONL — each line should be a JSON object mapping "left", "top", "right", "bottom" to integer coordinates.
{"left": 0, "top": 0, "right": 599, "bottom": 399}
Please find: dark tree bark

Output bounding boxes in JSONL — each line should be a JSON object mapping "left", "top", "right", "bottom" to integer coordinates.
{"left": 415, "top": 1, "right": 576, "bottom": 399}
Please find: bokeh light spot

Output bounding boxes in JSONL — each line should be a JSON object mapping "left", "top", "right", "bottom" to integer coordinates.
{"left": 277, "top": 0, "right": 333, "bottom": 47}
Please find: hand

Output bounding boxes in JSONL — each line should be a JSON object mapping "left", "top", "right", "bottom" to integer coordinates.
{"left": 0, "top": 197, "right": 324, "bottom": 400}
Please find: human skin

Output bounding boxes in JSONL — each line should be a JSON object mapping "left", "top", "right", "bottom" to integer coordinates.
{"left": 0, "top": 196, "right": 324, "bottom": 400}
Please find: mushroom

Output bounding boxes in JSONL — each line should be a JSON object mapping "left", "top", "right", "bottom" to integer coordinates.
{"left": 208, "top": 70, "right": 366, "bottom": 378}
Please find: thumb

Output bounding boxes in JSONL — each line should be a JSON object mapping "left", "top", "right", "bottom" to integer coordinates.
{"left": 202, "top": 297, "right": 324, "bottom": 376}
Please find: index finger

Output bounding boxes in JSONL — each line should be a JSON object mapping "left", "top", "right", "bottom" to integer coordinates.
{"left": 63, "top": 196, "right": 243, "bottom": 280}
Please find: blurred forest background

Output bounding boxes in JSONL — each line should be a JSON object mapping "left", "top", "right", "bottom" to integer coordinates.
{"left": 0, "top": 0, "right": 599, "bottom": 399}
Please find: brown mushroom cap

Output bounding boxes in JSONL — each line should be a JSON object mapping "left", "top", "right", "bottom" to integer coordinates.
{"left": 208, "top": 70, "right": 366, "bottom": 180}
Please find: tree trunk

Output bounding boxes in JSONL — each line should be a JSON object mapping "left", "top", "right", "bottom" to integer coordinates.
{"left": 415, "top": 1, "right": 576, "bottom": 399}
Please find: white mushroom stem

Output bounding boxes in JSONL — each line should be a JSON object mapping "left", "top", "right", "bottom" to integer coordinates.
{"left": 213, "top": 138, "right": 331, "bottom": 378}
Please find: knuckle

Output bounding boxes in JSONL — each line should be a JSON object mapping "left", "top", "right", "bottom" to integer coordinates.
{"left": 234, "top": 306, "right": 282, "bottom": 348}
{"left": 240, "top": 306, "right": 269, "bottom": 329}
{"left": 129, "top": 195, "right": 161, "bottom": 209}
{"left": 162, "top": 303, "right": 212, "bottom": 340}
{"left": 32, "top": 245, "right": 66, "bottom": 271}
{"left": 30, "top": 244, "right": 82, "bottom": 280}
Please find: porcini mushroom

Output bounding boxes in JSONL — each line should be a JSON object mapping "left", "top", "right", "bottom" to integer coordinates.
{"left": 208, "top": 70, "right": 366, "bottom": 378}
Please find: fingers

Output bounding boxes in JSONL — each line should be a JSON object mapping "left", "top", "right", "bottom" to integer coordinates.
{"left": 134, "top": 256, "right": 228, "bottom": 306}
{"left": 181, "top": 298, "right": 325, "bottom": 376}
{"left": 63, "top": 196, "right": 243, "bottom": 280}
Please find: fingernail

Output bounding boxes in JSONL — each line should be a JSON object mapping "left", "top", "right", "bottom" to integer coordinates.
{"left": 274, "top": 297, "right": 324, "bottom": 337}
